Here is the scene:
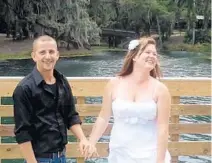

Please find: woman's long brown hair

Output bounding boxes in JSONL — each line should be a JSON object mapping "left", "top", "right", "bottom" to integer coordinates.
{"left": 118, "top": 37, "right": 162, "bottom": 78}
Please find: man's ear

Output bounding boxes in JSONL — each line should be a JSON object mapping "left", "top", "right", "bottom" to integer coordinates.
{"left": 156, "top": 59, "right": 160, "bottom": 66}
{"left": 57, "top": 50, "right": 59, "bottom": 57}
{"left": 31, "top": 52, "right": 36, "bottom": 62}
{"left": 56, "top": 51, "right": 59, "bottom": 60}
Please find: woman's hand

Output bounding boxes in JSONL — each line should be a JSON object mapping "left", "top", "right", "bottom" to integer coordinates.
{"left": 83, "top": 143, "right": 99, "bottom": 159}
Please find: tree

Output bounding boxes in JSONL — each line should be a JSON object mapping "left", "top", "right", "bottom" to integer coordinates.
{"left": 172, "top": 0, "right": 211, "bottom": 44}
{"left": 1, "top": 0, "right": 101, "bottom": 49}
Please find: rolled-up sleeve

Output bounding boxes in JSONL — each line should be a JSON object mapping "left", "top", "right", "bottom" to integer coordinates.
{"left": 64, "top": 80, "right": 82, "bottom": 129}
{"left": 13, "top": 86, "right": 33, "bottom": 144}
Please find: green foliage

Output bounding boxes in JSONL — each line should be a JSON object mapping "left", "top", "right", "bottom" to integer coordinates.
{"left": 164, "top": 42, "right": 211, "bottom": 55}
{"left": 1, "top": 0, "right": 211, "bottom": 48}
{"left": 1, "top": 0, "right": 101, "bottom": 48}
{"left": 184, "top": 30, "right": 211, "bottom": 44}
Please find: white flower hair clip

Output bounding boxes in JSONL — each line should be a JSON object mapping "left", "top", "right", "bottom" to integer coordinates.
{"left": 128, "top": 40, "right": 139, "bottom": 51}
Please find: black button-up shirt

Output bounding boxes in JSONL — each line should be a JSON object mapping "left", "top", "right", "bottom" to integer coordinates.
{"left": 13, "top": 67, "right": 81, "bottom": 155}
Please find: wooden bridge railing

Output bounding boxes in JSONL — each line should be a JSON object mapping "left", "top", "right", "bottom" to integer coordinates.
{"left": 0, "top": 77, "right": 211, "bottom": 163}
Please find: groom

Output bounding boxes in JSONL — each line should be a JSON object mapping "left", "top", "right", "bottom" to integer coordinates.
{"left": 13, "top": 35, "right": 94, "bottom": 163}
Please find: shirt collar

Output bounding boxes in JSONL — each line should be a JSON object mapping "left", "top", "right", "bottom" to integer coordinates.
{"left": 32, "top": 66, "right": 44, "bottom": 86}
{"left": 32, "top": 66, "right": 63, "bottom": 86}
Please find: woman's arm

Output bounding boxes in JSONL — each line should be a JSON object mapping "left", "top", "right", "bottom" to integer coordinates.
{"left": 88, "top": 79, "right": 115, "bottom": 145}
{"left": 156, "top": 83, "right": 171, "bottom": 163}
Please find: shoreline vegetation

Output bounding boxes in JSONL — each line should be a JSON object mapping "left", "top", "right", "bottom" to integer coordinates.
{"left": 163, "top": 43, "right": 211, "bottom": 54}
{"left": 163, "top": 43, "right": 211, "bottom": 60}
{"left": 0, "top": 43, "right": 210, "bottom": 61}
{"left": 0, "top": 33, "right": 211, "bottom": 61}
{"left": 0, "top": 46, "right": 126, "bottom": 60}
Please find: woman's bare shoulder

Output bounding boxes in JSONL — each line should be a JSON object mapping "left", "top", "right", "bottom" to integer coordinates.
{"left": 107, "top": 76, "right": 121, "bottom": 88}
{"left": 152, "top": 78, "right": 169, "bottom": 94}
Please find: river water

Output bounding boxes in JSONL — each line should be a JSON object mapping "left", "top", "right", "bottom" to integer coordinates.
{"left": 0, "top": 51, "right": 211, "bottom": 163}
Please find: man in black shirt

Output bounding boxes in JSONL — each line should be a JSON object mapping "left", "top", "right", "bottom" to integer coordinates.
{"left": 13, "top": 35, "right": 94, "bottom": 163}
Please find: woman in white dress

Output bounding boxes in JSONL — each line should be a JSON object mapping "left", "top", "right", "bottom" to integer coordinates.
{"left": 85, "top": 37, "right": 171, "bottom": 163}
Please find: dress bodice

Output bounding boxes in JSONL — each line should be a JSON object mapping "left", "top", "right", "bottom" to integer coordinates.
{"left": 110, "top": 98, "right": 159, "bottom": 151}
{"left": 112, "top": 98, "right": 157, "bottom": 125}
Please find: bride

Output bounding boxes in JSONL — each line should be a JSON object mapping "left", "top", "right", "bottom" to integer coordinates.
{"left": 84, "top": 37, "right": 171, "bottom": 163}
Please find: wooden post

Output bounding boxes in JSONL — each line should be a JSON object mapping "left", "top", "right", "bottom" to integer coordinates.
{"left": 76, "top": 96, "right": 85, "bottom": 163}
{"left": 170, "top": 96, "right": 180, "bottom": 163}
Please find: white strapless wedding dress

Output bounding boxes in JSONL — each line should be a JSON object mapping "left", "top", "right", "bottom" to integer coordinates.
{"left": 108, "top": 98, "right": 171, "bottom": 163}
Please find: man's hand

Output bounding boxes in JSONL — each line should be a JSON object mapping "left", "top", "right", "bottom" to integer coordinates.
{"left": 84, "top": 143, "right": 99, "bottom": 159}
{"left": 78, "top": 138, "right": 90, "bottom": 156}
{"left": 78, "top": 138, "right": 98, "bottom": 159}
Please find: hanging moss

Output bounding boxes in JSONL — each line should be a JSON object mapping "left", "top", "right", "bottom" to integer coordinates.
{"left": 1, "top": 0, "right": 101, "bottom": 49}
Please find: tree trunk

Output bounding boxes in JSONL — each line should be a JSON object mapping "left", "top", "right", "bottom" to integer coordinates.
{"left": 156, "top": 16, "right": 162, "bottom": 48}
{"left": 203, "top": 0, "right": 210, "bottom": 31}
{"left": 114, "top": 0, "right": 119, "bottom": 19}
{"left": 187, "top": 9, "right": 191, "bottom": 31}
{"left": 6, "top": 23, "right": 11, "bottom": 38}
{"left": 135, "top": 25, "right": 140, "bottom": 38}
{"left": 170, "top": 0, "right": 179, "bottom": 35}
{"left": 192, "top": 0, "right": 196, "bottom": 45}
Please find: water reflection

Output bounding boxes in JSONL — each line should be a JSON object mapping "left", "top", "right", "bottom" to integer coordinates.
{"left": 0, "top": 51, "right": 211, "bottom": 77}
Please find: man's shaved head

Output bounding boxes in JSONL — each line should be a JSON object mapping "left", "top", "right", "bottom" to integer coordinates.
{"left": 32, "top": 35, "right": 57, "bottom": 52}
{"left": 31, "top": 35, "right": 59, "bottom": 72}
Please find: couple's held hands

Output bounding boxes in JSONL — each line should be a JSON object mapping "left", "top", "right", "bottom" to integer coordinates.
{"left": 78, "top": 138, "right": 98, "bottom": 159}
{"left": 84, "top": 143, "right": 99, "bottom": 160}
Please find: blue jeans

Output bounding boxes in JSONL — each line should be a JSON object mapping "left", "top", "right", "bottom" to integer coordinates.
{"left": 24, "top": 154, "right": 66, "bottom": 163}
